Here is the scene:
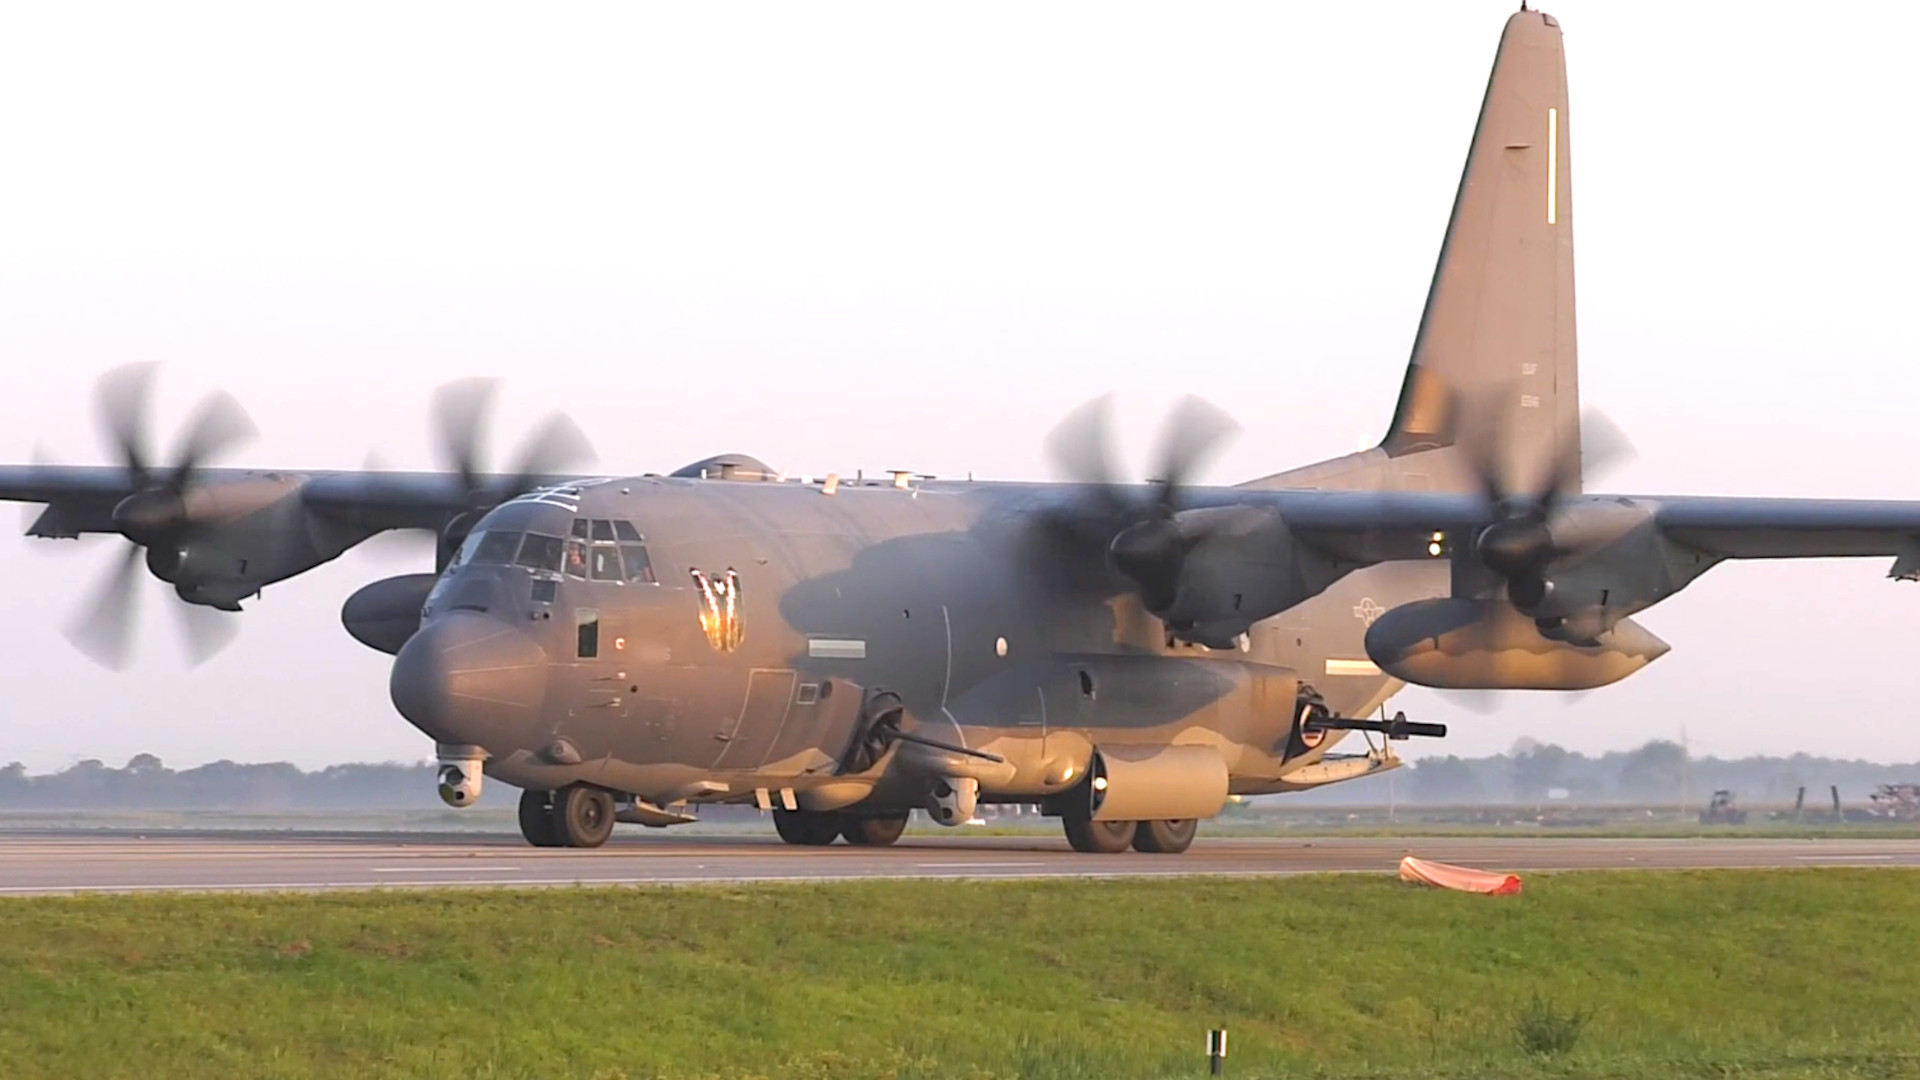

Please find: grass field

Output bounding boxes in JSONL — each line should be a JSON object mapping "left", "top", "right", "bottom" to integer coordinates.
{"left": 3, "top": 872, "right": 1919, "bottom": 1079}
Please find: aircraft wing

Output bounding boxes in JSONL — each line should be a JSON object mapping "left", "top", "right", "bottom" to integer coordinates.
{"left": 0, "top": 463, "right": 594, "bottom": 539}
{"left": 1651, "top": 496, "right": 1920, "bottom": 562}
{"left": 1256, "top": 490, "right": 1491, "bottom": 563}
{"left": 0, "top": 464, "right": 143, "bottom": 537}
{"left": 299, "top": 470, "right": 490, "bottom": 530}
{"left": 1265, "top": 490, "right": 1920, "bottom": 567}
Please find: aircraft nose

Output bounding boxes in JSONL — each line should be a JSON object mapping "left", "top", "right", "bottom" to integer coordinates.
{"left": 390, "top": 612, "right": 548, "bottom": 746}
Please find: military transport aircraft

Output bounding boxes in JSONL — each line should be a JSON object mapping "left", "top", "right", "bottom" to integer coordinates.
{"left": 3, "top": 8, "right": 1917, "bottom": 853}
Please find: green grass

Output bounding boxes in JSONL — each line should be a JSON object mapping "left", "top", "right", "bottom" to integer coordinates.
{"left": 3, "top": 872, "right": 1920, "bottom": 1079}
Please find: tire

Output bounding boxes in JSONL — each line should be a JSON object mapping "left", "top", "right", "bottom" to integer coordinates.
{"left": 518, "top": 789, "right": 562, "bottom": 847}
{"left": 841, "top": 813, "right": 909, "bottom": 846}
{"left": 772, "top": 809, "right": 841, "bottom": 846}
{"left": 549, "top": 784, "right": 616, "bottom": 848}
{"left": 1132, "top": 819, "right": 1197, "bottom": 854}
{"left": 1062, "top": 815, "right": 1136, "bottom": 854}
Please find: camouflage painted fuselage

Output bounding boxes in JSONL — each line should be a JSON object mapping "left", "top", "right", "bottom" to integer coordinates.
{"left": 392, "top": 473, "right": 1444, "bottom": 812}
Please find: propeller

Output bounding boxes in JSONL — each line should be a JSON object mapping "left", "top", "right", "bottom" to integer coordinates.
{"left": 61, "top": 363, "right": 257, "bottom": 670}
{"left": 430, "top": 377, "right": 595, "bottom": 512}
{"left": 1044, "top": 394, "right": 1241, "bottom": 610}
{"left": 1451, "top": 383, "right": 1636, "bottom": 613}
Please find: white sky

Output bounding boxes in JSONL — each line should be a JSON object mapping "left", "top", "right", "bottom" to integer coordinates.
{"left": 0, "top": 1, "right": 1916, "bottom": 771}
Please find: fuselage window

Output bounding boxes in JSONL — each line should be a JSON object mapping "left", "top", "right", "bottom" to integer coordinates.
{"left": 471, "top": 531, "right": 522, "bottom": 564}
{"left": 589, "top": 543, "right": 624, "bottom": 582}
{"left": 590, "top": 519, "right": 617, "bottom": 541}
{"left": 620, "top": 543, "right": 655, "bottom": 583}
{"left": 576, "top": 608, "right": 599, "bottom": 658}
{"left": 515, "top": 533, "right": 565, "bottom": 574}
{"left": 563, "top": 539, "right": 589, "bottom": 579}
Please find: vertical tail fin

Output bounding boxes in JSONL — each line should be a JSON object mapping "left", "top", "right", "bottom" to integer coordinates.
{"left": 1383, "top": 9, "right": 1579, "bottom": 494}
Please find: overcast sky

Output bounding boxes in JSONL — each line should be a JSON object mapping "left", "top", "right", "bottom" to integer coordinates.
{"left": 1, "top": 2, "right": 1916, "bottom": 772}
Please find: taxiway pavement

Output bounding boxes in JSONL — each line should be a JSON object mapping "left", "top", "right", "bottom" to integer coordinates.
{"left": 1, "top": 832, "right": 1917, "bottom": 895}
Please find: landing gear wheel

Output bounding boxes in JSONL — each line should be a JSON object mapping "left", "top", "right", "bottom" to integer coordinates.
{"left": 1132, "top": 819, "right": 1197, "bottom": 854}
{"left": 549, "top": 784, "right": 616, "bottom": 848}
{"left": 518, "top": 789, "right": 562, "bottom": 847}
{"left": 772, "top": 809, "right": 842, "bottom": 846}
{"left": 1063, "top": 815, "right": 1137, "bottom": 854}
{"left": 841, "top": 813, "right": 909, "bottom": 846}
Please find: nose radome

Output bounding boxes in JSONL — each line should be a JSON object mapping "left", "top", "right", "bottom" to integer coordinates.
{"left": 390, "top": 612, "right": 549, "bottom": 746}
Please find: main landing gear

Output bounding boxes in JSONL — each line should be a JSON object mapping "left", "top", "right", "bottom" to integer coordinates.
{"left": 518, "top": 786, "right": 616, "bottom": 848}
{"left": 1060, "top": 806, "right": 1198, "bottom": 854}
{"left": 772, "top": 808, "right": 911, "bottom": 847}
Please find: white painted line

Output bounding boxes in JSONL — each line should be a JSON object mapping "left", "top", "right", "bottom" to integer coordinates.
{"left": 1792, "top": 854, "right": 1894, "bottom": 862}
{"left": 371, "top": 865, "right": 522, "bottom": 873}
{"left": 1546, "top": 107, "right": 1558, "bottom": 224}
{"left": 914, "top": 861, "right": 1044, "bottom": 869}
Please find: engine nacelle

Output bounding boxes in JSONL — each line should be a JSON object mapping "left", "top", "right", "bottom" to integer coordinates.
{"left": 342, "top": 573, "right": 439, "bottom": 655}
{"left": 1119, "top": 505, "right": 1339, "bottom": 644}
{"left": 1364, "top": 597, "right": 1670, "bottom": 691}
{"left": 1087, "top": 744, "right": 1230, "bottom": 822}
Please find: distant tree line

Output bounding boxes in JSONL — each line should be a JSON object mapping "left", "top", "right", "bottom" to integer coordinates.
{"left": 2, "top": 741, "right": 1916, "bottom": 810}
{"left": 0, "top": 755, "right": 509, "bottom": 811}
{"left": 1313, "top": 738, "right": 1920, "bottom": 807}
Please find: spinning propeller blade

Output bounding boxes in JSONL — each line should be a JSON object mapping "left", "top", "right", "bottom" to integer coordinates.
{"left": 1043, "top": 394, "right": 1240, "bottom": 609}
{"left": 428, "top": 377, "right": 597, "bottom": 509}
{"left": 57, "top": 364, "right": 260, "bottom": 669}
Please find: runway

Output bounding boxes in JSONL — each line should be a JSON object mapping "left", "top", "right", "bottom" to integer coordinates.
{"left": 2, "top": 831, "right": 1918, "bottom": 895}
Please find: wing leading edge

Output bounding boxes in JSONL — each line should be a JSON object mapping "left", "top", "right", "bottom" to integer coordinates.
{"left": 1265, "top": 489, "right": 1920, "bottom": 569}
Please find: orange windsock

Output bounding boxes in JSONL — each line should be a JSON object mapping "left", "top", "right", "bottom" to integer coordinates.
{"left": 1398, "top": 855, "right": 1523, "bottom": 895}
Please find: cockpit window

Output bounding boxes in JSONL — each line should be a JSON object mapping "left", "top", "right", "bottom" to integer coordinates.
{"left": 563, "top": 539, "right": 589, "bottom": 579}
{"left": 471, "top": 531, "right": 521, "bottom": 564}
{"left": 590, "top": 519, "right": 617, "bottom": 541}
{"left": 445, "top": 532, "right": 480, "bottom": 572}
{"left": 588, "top": 544, "right": 624, "bottom": 581}
{"left": 570, "top": 519, "right": 591, "bottom": 539}
{"left": 621, "top": 543, "right": 655, "bottom": 583}
{"left": 514, "top": 533, "right": 565, "bottom": 574}
{"left": 614, "top": 520, "right": 642, "bottom": 542}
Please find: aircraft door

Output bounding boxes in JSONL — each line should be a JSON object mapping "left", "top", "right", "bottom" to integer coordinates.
{"left": 713, "top": 668, "right": 797, "bottom": 770}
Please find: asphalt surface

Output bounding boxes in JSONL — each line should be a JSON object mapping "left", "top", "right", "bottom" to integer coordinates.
{"left": 1, "top": 831, "right": 1918, "bottom": 895}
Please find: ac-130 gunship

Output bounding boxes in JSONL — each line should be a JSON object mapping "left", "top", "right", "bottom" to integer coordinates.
{"left": 8, "top": 9, "right": 1920, "bottom": 852}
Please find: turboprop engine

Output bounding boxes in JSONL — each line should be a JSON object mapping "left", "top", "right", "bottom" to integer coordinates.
{"left": 1363, "top": 597, "right": 1670, "bottom": 690}
{"left": 1109, "top": 504, "right": 1340, "bottom": 648}
{"left": 1041, "top": 396, "right": 1341, "bottom": 648}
